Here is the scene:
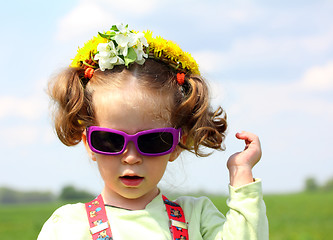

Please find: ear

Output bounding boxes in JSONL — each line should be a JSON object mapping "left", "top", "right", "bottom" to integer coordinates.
{"left": 82, "top": 130, "right": 97, "bottom": 161}
{"left": 169, "top": 135, "right": 187, "bottom": 162}
{"left": 169, "top": 146, "right": 182, "bottom": 162}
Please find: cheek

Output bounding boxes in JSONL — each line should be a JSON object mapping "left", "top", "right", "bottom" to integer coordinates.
{"left": 96, "top": 156, "right": 119, "bottom": 176}
{"left": 147, "top": 156, "right": 169, "bottom": 176}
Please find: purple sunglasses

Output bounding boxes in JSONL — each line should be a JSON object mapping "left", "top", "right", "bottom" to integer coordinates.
{"left": 86, "top": 126, "right": 182, "bottom": 156}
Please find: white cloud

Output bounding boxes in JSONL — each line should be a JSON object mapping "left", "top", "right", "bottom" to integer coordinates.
{"left": 193, "top": 31, "right": 333, "bottom": 75}
{"left": 56, "top": 1, "right": 117, "bottom": 42}
{"left": 301, "top": 61, "right": 333, "bottom": 91}
{"left": 0, "top": 95, "right": 47, "bottom": 120}
{"left": 207, "top": 61, "right": 333, "bottom": 128}
{"left": 186, "top": 1, "right": 263, "bottom": 30}
{"left": 227, "top": 80, "right": 333, "bottom": 122}
{"left": 230, "top": 34, "right": 333, "bottom": 65}
{"left": 193, "top": 50, "right": 225, "bottom": 74}
{"left": 55, "top": 0, "right": 160, "bottom": 42}
{"left": 101, "top": 0, "right": 158, "bottom": 15}
{"left": 1, "top": 125, "right": 39, "bottom": 147}
{"left": 0, "top": 123, "right": 56, "bottom": 148}
{"left": 193, "top": 37, "right": 283, "bottom": 73}
{"left": 187, "top": 2, "right": 333, "bottom": 75}
{"left": 299, "top": 31, "right": 333, "bottom": 54}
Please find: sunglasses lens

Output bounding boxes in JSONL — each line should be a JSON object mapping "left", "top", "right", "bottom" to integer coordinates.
{"left": 90, "top": 131, "right": 125, "bottom": 153}
{"left": 138, "top": 132, "right": 174, "bottom": 154}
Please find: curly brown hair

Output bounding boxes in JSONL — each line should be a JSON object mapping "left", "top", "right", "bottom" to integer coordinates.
{"left": 48, "top": 59, "right": 227, "bottom": 156}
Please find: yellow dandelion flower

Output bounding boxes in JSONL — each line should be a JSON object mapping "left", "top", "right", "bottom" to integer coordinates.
{"left": 145, "top": 31, "right": 200, "bottom": 74}
{"left": 178, "top": 52, "right": 200, "bottom": 75}
{"left": 164, "top": 41, "right": 183, "bottom": 62}
{"left": 143, "top": 30, "right": 153, "bottom": 44}
{"left": 70, "top": 34, "right": 108, "bottom": 68}
{"left": 150, "top": 36, "right": 168, "bottom": 57}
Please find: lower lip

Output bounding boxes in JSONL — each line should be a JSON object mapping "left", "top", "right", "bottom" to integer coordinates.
{"left": 120, "top": 177, "right": 144, "bottom": 187}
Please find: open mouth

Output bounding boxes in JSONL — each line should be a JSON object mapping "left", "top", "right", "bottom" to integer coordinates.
{"left": 119, "top": 175, "right": 144, "bottom": 186}
{"left": 120, "top": 175, "right": 143, "bottom": 179}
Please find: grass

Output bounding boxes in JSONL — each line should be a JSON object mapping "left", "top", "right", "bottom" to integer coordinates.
{"left": 0, "top": 192, "right": 332, "bottom": 239}
{"left": 263, "top": 192, "right": 333, "bottom": 240}
{"left": 0, "top": 202, "right": 63, "bottom": 240}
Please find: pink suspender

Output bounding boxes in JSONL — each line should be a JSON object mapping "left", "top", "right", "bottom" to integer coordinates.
{"left": 162, "top": 195, "right": 189, "bottom": 240}
{"left": 85, "top": 194, "right": 189, "bottom": 240}
{"left": 85, "top": 195, "right": 112, "bottom": 240}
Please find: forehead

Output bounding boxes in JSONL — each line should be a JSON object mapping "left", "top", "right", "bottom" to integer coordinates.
{"left": 92, "top": 84, "right": 172, "bottom": 132}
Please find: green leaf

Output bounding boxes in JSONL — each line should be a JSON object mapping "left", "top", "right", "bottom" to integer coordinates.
{"left": 111, "top": 25, "right": 119, "bottom": 31}
{"left": 119, "top": 55, "right": 125, "bottom": 61}
{"left": 98, "top": 32, "right": 115, "bottom": 39}
{"left": 113, "top": 40, "right": 118, "bottom": 48}
{"left": 124, "top": 47, "right": 137, "bottom": 67}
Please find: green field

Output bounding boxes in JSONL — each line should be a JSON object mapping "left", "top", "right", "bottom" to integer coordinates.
{"left": 0, "top": 192, "right": 332, "bottom": 240}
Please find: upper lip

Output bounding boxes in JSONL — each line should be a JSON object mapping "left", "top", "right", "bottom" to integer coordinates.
{"left": 120, "top": 173, "right": 143, "bottom": 178}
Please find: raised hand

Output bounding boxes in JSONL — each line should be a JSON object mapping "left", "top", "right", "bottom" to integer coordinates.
{"left": 227, "top": 131, "right": 262, "bottom": 187}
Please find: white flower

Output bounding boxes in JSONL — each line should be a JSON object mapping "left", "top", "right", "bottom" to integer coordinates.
{"left": 134, "top": 43, "right": 148, "bottom": 64}
{"left": 134, "top": 32, "right": 148, "bottom": 47}
{"left": 114, "top": 23, "right": 132, "bottom": 56}
{"left": 94, "top": 41, "right": 124, "bottom": 70}
{"left": 116, "top": 23, "right": 130, "bottom": 34}
{"left": 115, "top": 30, "right": 149, "bottom": 56}
{"left": 115, "top": 34, "right": 131, "bottom": 56}
{"left": 94, "top": 25, "right": 149, "bottom": 70}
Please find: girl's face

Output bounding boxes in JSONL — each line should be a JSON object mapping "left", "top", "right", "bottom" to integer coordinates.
{"left": 83, "top": 78, "right": 181, "bottom": 208}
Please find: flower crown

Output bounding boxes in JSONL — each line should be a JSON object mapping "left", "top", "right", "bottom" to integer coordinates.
{"left": 71, "top": 24, "right": 200, "bottom": 84}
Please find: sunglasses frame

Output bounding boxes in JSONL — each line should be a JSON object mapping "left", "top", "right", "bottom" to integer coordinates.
{"left": 86, "top": 126, "right": 182, "bottom": 156}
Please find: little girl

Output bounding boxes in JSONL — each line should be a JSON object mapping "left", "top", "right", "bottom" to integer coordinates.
{"left": 38, "top": 24, "right": 268, "bottom": 240}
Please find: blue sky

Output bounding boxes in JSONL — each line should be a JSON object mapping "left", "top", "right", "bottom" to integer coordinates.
{"left": 1, "top": 0, "right": 332, "bottom": 195}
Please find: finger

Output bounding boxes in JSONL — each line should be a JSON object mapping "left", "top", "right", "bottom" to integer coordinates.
{"left": 236, "top": 131, "right": 259, "bottom": 142}
{"left": 235, "top": 131, "right": 259, "bottom": 143}
{"left": 235, "top": 131, "right": 253, "bottom": 139}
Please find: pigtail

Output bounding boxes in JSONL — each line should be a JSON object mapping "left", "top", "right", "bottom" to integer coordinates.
{"left": 48, "top": 68, "right": 92, "bottom": 146}
{"left": 173, "top": 76, "right": 227, "bottom": 156}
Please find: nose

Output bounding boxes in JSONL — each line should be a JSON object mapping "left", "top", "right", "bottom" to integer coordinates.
{"left": 121, "top": 141, "right": 143, "bottom": 165}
